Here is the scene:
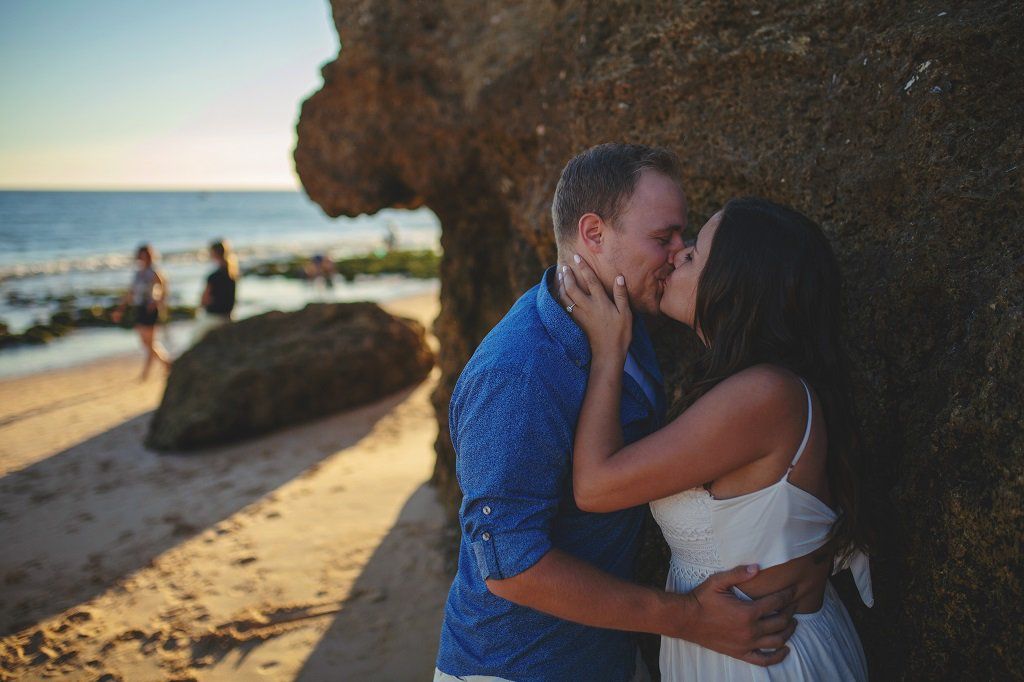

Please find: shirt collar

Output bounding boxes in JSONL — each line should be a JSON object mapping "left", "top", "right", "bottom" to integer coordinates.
{"left": 537, "top": 266, "right": 591, "bottom": 368}
{"left": 536, "top": 266, "right": 663, "bottom": 385}
{"left": 628, "top": 315, "right": 664, "bottom": 386}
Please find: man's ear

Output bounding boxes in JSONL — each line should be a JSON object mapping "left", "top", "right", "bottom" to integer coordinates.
{"left": 577, "top": 213, "right": 606, "bottom": 255}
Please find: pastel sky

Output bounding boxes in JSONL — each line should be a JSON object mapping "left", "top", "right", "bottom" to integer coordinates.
{"left": 0, "top": 1, "right": 339, "bottom": 189}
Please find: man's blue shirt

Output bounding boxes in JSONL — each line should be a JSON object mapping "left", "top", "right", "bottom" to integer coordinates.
{"left": 436, "top": 268, "right": 667, "bottom": 682}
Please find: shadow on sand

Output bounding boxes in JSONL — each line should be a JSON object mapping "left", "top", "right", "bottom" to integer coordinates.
{"left": 295, "top": 483, "right": 450, "bottom": 681}
{"left": 0, "top": 384, "right": 420, "bottom": 636}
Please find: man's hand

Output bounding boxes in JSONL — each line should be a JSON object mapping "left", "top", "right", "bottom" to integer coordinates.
{"left": 665, "top": 565, "right": 798, "bottom": 666}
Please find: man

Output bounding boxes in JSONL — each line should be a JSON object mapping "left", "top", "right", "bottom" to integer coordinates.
{"left": 435, "top": 144, "right": 796, "bottom": 681}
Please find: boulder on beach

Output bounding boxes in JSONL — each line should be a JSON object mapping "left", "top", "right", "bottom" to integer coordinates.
{"left": 146, "top": 302, "right": 434, "bottom": 450}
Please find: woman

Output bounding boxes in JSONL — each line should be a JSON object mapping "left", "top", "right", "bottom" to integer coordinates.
{"left": 194, "top": 239, "right": 238, "bottom": 342}
{"left": 558, "top": 197, "right": 873, "bottom": 680}
{"left": 113, "top": 244, "right": 171, "bottom": 380}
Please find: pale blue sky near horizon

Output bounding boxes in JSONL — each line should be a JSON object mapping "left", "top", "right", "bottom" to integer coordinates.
{"left": 0, "top": 1, "right": 339, "bottom": 190}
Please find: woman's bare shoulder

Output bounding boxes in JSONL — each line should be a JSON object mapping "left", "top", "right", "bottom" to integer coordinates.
{"left": 703, "top": 364, "right": 807, "bottom": 419}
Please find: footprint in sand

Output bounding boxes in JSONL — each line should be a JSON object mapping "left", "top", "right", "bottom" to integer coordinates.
{"left": 30, "top": 490, "right": 57, "bottom": 504}
{"left": 5, "top": 568, "right": 28, "bottom": 585}
{"left": 162, "top": 514, "right": 200, "bottom": 537}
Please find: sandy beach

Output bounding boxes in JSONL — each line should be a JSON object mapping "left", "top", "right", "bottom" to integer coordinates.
{"left": 0, "top": 293, "right": 449, "bottom": 681}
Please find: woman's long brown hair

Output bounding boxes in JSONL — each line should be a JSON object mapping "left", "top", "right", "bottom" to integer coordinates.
{"left": 688, "top": 197, "right": 871, "bottom": 559}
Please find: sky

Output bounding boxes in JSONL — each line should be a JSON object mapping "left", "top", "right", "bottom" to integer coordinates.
{"left": 0, "top": 1, "right": 340, "bottom": 190}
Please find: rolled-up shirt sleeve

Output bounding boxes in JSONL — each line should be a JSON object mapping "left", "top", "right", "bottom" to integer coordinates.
{"left": 451, "top": 368, "right": 568, "bottom": 582}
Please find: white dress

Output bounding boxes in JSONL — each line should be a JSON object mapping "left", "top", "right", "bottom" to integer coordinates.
{"left": 649, "top": 379, "right": 871, "bottom": 681}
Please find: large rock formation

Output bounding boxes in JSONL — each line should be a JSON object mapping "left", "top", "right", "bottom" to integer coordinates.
{"left": 147, "top": 303, "right": 434, "bottom": 450}
{"left": 295, "top": 2, "right": 1023, "bottom": 678}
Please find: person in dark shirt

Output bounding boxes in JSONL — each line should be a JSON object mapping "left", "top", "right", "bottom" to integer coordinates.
{"left": 195, "top": 239, "right": 237, "bottom": 342}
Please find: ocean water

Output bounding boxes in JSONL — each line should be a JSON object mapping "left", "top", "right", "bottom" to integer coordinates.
{"left": 0, "top": 191, "right": 441, "bottom": 378}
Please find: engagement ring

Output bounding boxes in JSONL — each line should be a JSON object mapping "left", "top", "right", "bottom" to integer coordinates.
{"left": 566, "top": 303, "right": 575, "bottom": 313}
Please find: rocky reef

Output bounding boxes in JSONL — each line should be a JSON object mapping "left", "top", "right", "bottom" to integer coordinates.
{"left": 0, "top": 302, "right": 195, "bottom": 349}
{"left": 146, "top": 303, "right": 434, "bottom": 450}
{"left": 295, "top": 1, "right": 1023, "bottom": 677}
{"left": 243, "top": 249, "right": 439, "bottom": 282}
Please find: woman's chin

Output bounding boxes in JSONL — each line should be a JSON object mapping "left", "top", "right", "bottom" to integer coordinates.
{"left": 658, "top": 304, "right": 687, "bottom": 326}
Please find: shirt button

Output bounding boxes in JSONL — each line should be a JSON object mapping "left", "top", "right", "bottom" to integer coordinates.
{"left": 482, "top": 532, "right": 491, "bottom": 541}
{"left": 483, "top": 506, "right": 492, "bottom": 515}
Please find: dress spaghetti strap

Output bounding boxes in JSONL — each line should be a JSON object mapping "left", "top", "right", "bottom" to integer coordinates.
{"left": 787, "top": 378, "right": 814, "bottom": 474}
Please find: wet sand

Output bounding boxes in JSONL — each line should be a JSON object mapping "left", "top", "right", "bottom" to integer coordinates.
{"left": 0, "top": 294, "right": 449, "bottom": 680}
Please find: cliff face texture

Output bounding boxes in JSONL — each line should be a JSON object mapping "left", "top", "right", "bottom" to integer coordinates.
{"left": 295, "top": 1, "right": 1023, "bottom": 677}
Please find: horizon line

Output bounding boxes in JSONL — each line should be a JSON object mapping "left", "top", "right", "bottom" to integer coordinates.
{"left": 0, "top": 186, "right": 305, "bottom": 193}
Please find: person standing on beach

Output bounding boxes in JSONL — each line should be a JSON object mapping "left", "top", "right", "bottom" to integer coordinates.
{"left": 305, "top": 253, "right": 335, "bottom": 291}
{"left": 194, "top": 239, "right": 237, "bottom": 342}
{"left": 435, "top": 144, "right": 797, "bottom": 682}
{"left": 383, "top": 220, "right": 399, "bottom": 252}
{"left": 113, "top": 244, "right": 171, "bottom": 380}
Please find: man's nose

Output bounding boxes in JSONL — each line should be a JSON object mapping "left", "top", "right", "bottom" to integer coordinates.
{"left": 668, "top": 232, "right": 685, "bottom": 257}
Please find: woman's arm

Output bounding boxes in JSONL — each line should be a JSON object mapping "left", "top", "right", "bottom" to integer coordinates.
{"left": 111, "top": 288, "right": 133, "bottom": 323}
{"left": 575, "top": 350, "right": 628, "bottom": 500}
{"left": 560, "top": 257, "right": 799, "bottom": 513}
{"left": 152, "top": 271, "right": 167, "bottom": 309}
{"left": 575, "top": 368, "right": 798, "bottom": 511}
{"left": 558, "top": 259, "right": 633, "bottom": 507}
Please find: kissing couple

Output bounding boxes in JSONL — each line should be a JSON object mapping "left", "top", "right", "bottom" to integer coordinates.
{"left": 435, "top": 143, "right": 874, "bottom": 681}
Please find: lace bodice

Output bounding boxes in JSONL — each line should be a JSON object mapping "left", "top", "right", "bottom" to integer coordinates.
{"left": 650, "top": 487, "right": 724, "bottom": 592}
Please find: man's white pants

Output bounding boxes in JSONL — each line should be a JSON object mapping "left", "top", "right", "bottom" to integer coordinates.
{"left": 433, "top": 648, "right": 651, "bottom": 682}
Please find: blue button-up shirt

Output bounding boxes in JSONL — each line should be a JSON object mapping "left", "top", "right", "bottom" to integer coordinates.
{"left": 436, "top": 267, "right": 667, "bottom": 682}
